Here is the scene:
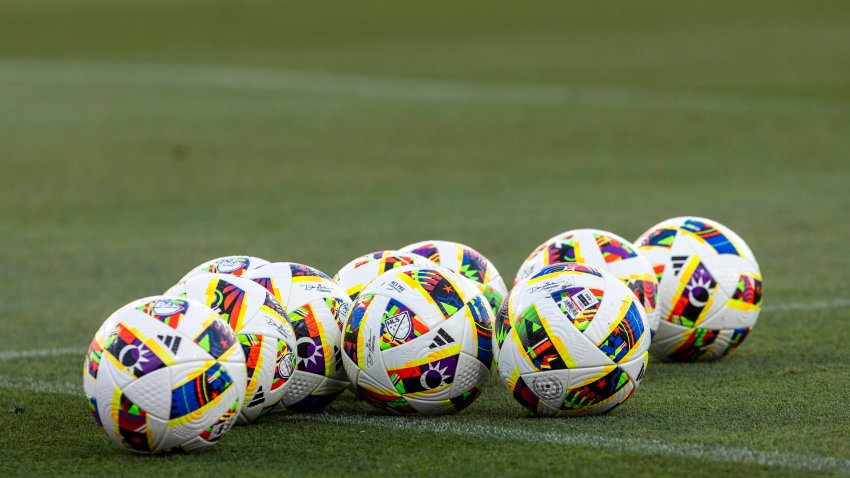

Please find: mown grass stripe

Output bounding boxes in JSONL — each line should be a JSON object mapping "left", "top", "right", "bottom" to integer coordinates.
{"left": 0, "top": 60, "right": 849, "bottom": 115}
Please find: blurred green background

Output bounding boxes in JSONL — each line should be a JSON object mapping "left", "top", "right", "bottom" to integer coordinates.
{"left": 1, "top": 1, "right": 849, "bottom": 475}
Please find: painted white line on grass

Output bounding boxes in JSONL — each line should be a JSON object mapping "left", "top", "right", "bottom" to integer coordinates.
{"left": 0, "top": 347, "right": 85, "bottom": 362}
{"left": 762, "top": 298, "right": 850, "bottom": 313}
{"left": 0, "top": 60, "right": 849, "bottom": 115}
{"left": 284, "top": 414, "right": 850, "bottom": 474}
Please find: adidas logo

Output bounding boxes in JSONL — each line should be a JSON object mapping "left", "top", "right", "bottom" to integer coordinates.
{"left": 248, "top": 386, "right": 265, "bottom": 408}
{"left": 333, "top": 346, "right": 343, "bottom": 370}
{"left": 671, "top": 256, "right": 689, "bottom": 276}
{"left": 157, "top": 334, "right": 181, "bottom": 354}
{"left": 428, "top": 329, "right": 455, "bottom": 349}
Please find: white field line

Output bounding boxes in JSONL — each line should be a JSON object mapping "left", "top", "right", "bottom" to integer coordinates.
{"left": 282, "top": 414, "right": 850, "bottom": 474}
{"left": 0, "top": 59, "right": 849, "bottom": 115}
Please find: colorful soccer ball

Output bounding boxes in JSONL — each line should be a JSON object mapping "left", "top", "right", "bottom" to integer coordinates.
{"left": 635, "top": 217, "right": 762, "bottom": 361}
{"left": 514, "top": 229, "right": 659, "bottom": 334}
{"left": 83, "top": 296, "right": 246, "bottom": 453}
{"left": 245, "top": 262, "right": 353, "bottom": 411}
{"left": 334, "top": 250, "right": 436, "bottom": 301}
{"left": 495, "top": 263, "right": 650, "bottom": 416}
{"left": 166, "top": 274, "right": 296, "bottom": 422}
{"left": 176, "top": 255, "right": 270, "bottom": 285}
{"left": 341, "top": 265, "right": 494, "bottom": 415}
{"left": 400, "top": 240, "right": 507, "bottom": 313}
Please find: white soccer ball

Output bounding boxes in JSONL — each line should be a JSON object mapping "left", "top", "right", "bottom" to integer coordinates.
{"left": 83, "top": 296, "right": 246, "bottom": 453}
{"left": 635, "top": 217, "right": 762, "bottom": 361}
{"left": 495, "top": 263, "right": 650, "bottom": 416}
{"left": 514, "top": 229, "right": 659, "bottom": 335}
{"left": 166, "top": 273, "right": 296, "bottom": 422}
{"left": 400, "top": 240, "right": 507, "bottom": 313}
{"left": 341, "top": 264, "right": 494, "bottom": 415}
{"left": 334, "top": 250, "right": 436, "bottom": 301}
{"left": 245, "top": 262, "right": 353, "bottom": 411}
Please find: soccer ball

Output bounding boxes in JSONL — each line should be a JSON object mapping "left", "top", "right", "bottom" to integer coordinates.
{"left": 83, "top": 296, "right": 246, "bottom": 453}
{"left": 514, "top": 229, "right": 659, "bottom": 336}
{"left": 495, "top": 263, "right": 649, "bottom": 416}
{"left": 635, "top": 217, "right": 762, "bottom": 361}
{"left": 245, "top": 262, "right": 353, "bottom": 411}
{"left": 334, "top": 250, "right": 436, "bottom": 301}
{"left": 400, "top": 240, "right": 507, "bottom": 313}
{"left": 176, "top": 255, "right": 270, "bottom": 285}
{"left": 166, "top": 273, "right": 297, "bottom": 422}
{"left": 341, "top": 264, "right": 493, "bottom": 415}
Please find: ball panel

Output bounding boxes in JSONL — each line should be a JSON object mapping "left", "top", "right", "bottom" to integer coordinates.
{"left": 111, "top": 389, "right": 156, "bottom": 453}
{"left": 493, "top": 293, "right": 513, "bottom": 358}
{"left": 334, "top": 250, "right": 436, "bottom": 301}
{"left": 279, "top": 369, "right": 325, "bottom": 406}
{"left": 508, "top": 302, "right": 578, "bottom": 371}
{"left": 174, "top": 256, "right": 270, "bottom": 291}
{"left": 450, "top": 351, "right": 490, "bottom": 396}
{"left": 355, "top": 382, "right": 417, "bottom": 415}
{"left": 401, "top": 241, "right": 507, "bottom": 313}
{"left": 532, "top": 298, "right": 613, "bottom": 369}
{"left": 121, "top": 367, "right": 172, "bottom": 420}
{"left": 398, "top": 268, "right": 469, "bottom": 321}
{"left": 168, "top": 361, "right": 234, "bottom": 423}
{"left": 653, "top": 321, "right": 752, "bottom": 361}
{"left": 465, "top": 294, "right": 494, "bottom": 368}
{"left": 378, "top": 297, "right": 432, "bottom": 351}
{"left": 384, "top": 343, "right": 461, "bottom": 399}
{"left": 102, "top": 320, "right": 175, "bottom": 381}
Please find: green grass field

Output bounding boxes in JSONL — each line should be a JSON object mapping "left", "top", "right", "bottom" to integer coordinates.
{"left": 2, "top": 1, "right": 850, "bottom": 476}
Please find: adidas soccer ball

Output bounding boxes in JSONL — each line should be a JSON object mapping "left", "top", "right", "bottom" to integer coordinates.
{"left": 400, "top": 240, "right": 507, "bottom": 313}
{"left": 495, "top": 263, "right": 649, "bottom": 416}
{"left": 514, "top": 229, "right": 659, "bottom": 336}
{"left": 166, "top": 274, "right": 297, "bottom": 422}
{"left": 341, "top": 265, "right": 494, "bottom": 415}
{"left": 83, "top": 296, "right": 246, "bottom": 453}
{"left": 334, "top": 250, "right": 436, "bottom": 301}
{"left": 176, "top": 255, "right": 270, "bottom": 285}
{"left": 245, "top": 262, "right": 353, "bottom": 411}
{"left": 635, "top": 217, "right": 762, "bottom": 361}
